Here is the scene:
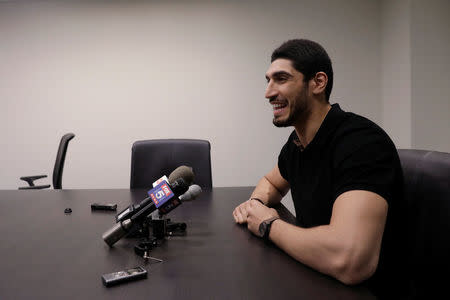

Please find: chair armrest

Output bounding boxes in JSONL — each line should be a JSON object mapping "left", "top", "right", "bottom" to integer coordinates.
{"left": 20, "top": 175, "right": 48, "bottom": 187}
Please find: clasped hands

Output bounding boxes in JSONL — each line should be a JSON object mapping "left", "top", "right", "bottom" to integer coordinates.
{"left": 233, "top": 199, "right": 280, "bottom": 237}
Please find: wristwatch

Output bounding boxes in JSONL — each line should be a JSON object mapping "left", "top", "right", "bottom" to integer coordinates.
{"left": 259, "top": 217, "right": 280, "bottom": 241}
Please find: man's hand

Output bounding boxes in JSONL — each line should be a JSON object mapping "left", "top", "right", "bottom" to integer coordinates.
{"left": 233, "top": 199, "right": 279, "bottom": 237}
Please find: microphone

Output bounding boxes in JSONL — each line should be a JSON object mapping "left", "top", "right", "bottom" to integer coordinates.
{"left": 168, "top": 165, "right": 195, "bottom": 186}
{"left": 102, "top": 178, "right": 188, "bottom": 247}
{"left": 116, "top": 165, "right": 194, "bottom": 223}
{"left": 179, "top": 184, "right": 202, "bottom": 201}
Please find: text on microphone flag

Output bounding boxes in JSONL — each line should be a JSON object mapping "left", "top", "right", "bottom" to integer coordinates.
{"left": 148, "top": 182, "right": 174, "bottom": 208}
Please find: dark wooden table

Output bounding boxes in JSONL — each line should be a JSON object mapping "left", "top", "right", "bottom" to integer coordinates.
{"left": 0, "top": 187, "right": 375, "bottom": 299}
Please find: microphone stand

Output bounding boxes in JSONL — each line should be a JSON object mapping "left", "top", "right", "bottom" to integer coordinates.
{"left": 132, "top": 214, "right": 187, "bottom": 262}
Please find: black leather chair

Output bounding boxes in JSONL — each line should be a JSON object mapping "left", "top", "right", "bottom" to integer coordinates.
{"left": 130, "top": 139, "right": 212, "bottom": 189}
{"left": 19, "top": 133, "right": 75, "bottom": 190}
{"left": 398, "top": 149, "right": 450, "bottom": 298}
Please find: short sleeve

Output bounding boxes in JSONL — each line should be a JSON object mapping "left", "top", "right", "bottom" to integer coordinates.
{"left": 332, "top": 127, "right": 399, "bottom": 204}
{"left": 278, "top": 132, "right": 295, "bottom": 181}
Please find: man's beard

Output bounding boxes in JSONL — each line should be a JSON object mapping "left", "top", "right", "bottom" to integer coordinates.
{"left": 273, "top": 86, "right": 309, "bottom": 128}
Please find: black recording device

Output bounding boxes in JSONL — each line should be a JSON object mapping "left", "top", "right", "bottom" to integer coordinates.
{"left": 91, "top": 203, "right": 117, "bottom": 211}
{"left": 101, "top": 266, "right": 147, "bottom": 287}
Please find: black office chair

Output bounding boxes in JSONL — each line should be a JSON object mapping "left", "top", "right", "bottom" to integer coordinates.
{"left": 397, "top": 149, "right": 450, "bottom": 298}
{"left": 19, "top": 133, "right": 75, "bottom": 190}
{"left": 130, "top": 139, "right": 212, "bottom": 189}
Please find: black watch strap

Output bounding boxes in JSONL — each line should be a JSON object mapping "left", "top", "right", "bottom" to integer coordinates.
{"left": 262, "top": 217, "right": 280, "bottom": 241}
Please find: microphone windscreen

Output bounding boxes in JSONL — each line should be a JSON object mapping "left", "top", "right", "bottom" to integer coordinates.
{"left": 188, "top": 184, "right": 202, "bottom": 197}
{"left": 168, "top": 165, "right": 195, "bottom": 186}
{"left": 179, "top": 184, "right": 202, "bottom": 201}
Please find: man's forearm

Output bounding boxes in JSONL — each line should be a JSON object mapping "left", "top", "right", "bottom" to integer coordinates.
{"left": 269, "top": 220, "right": 351, "bottom": 281}
{"left": 250, "top": 175, "right": 286, "bottom": 206}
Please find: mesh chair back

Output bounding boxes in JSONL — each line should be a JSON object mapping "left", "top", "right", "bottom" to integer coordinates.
{"left": 130, "top": 139, "right": 212, "bottom": 189}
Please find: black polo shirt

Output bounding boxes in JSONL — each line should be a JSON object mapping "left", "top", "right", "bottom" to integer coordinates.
{"left": 278, "top": 103, "right": 406, "bottom": 298}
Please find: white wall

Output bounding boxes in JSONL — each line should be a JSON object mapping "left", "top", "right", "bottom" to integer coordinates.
{"left": 0, "top": 0, "right": 382, "bottom": 198}
{"left": 381, "top": 0, "right": 412, "bottom": 149}
{"left": 381, "top": 0, "right": 450, "bottom": 153}
{"left": 411, "top": 0, "right": 450, "bottom": 152}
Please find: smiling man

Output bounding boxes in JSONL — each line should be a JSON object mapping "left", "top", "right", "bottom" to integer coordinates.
{"left": 233, "top": 39, "right": 406, "bottom": 299}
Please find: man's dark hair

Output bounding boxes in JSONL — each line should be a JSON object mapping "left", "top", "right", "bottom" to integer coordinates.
{"left": 271, "top": 39, "right": 333, "bottom": 101}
